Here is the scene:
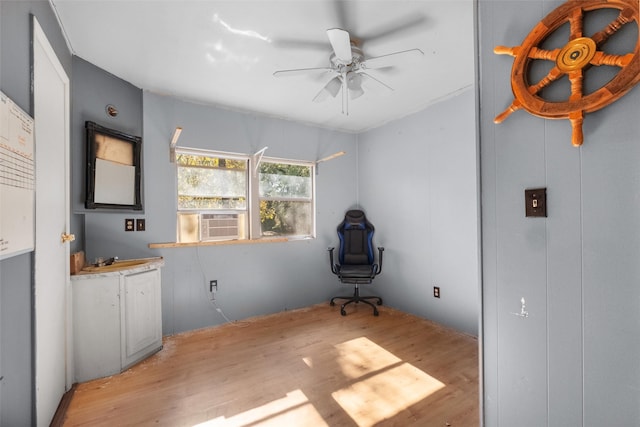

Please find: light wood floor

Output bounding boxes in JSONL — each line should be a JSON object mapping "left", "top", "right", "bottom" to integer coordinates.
{"left": 63, "top": 303, "right": 479, "bottom": 427}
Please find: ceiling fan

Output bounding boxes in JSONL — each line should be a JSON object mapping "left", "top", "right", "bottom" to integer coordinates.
{"left": 273, "top": 28, "right": 424, "bottom": 115}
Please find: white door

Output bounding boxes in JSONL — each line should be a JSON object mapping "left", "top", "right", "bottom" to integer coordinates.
{"left": 33, "top": 17, "right": 71, "bottom": 427}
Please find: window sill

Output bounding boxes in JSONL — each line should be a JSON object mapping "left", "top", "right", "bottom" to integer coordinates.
{"left": 148, "top": 238, "right": 290, "bottom": 249}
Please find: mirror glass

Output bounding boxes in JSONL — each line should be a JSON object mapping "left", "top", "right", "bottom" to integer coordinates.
{"left": 85, "top": 121, "right": 142, "bottom": 210}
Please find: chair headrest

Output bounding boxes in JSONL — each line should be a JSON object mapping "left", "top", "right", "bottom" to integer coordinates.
{"left": 344, "top": 209, "right": 366, "bottom": 226}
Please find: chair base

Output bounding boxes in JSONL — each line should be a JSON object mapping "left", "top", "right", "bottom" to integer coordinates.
{"left": 330, "top": 285, "right": 383, "bottom": 316}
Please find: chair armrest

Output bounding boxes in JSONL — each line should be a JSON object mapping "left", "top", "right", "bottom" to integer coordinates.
{"left": 376, "top": 247, "right": 385, "bottom": 275}
{"left": 328, "top": 247, "right": 339, "bottom": 275}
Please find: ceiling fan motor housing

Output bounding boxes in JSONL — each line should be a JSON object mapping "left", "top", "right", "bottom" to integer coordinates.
{"left": 330, "top": 45, "right": 364, "bottom": 72}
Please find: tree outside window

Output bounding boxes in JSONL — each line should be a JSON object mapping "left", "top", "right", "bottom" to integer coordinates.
{"left": 259, "top": 162, "right": 312, "bottom": 237}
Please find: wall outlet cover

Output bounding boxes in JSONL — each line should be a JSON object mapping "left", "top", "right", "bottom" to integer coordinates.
{"left": 125, "top": 218, "right": 135, "bottom": 231}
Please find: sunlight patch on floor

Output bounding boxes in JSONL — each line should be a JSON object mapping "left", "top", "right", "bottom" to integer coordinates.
{"left": 334, "top": 336, "right": 402, "bottom": 378}
{"left": 331, "top": 337, "right": 445, "bottom": 427}
{"left": 194, "top": 336, "right": 445, "bottom": 427}
{"left": 193, "top": 389, "right": 329, "bottom": 427}
{"left": 332, "top": 363, "right": 445, "bottom": 426}
{"left": 302, "top": 356, "right": 313, "bottom": 368}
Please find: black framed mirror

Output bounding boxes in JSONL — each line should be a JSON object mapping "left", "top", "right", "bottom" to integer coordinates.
{"left": 85, "top": 121, "right": 142, "bottom": 210}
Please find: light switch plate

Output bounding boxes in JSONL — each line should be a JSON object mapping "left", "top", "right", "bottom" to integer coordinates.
{"left": 136, "top": 218, "right": 146, "bottom": 231}
{"left": 525, "top": 188, "right": 547, "bottom": 217}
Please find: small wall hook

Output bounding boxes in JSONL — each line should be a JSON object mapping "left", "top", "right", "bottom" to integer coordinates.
{"left": 511, "top": 297, "right": 529, "bottom": 318}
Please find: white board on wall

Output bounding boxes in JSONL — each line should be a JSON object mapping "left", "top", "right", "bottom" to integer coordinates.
{"left": 0, "top": 91, "right": 35, "bottom": 260}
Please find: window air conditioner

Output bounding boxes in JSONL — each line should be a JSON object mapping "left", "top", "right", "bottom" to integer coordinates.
{"left": 200, "top": 213, "right": 239, "bottom": 241}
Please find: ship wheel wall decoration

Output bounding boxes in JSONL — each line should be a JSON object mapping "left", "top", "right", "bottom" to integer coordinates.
{"left": 494, "top": 0, "right": 640, "bottom": 147}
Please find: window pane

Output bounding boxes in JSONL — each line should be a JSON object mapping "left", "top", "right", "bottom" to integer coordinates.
{"left": 260, "top": 200, "right": 312, "bottom": 237}
{"left": 176, "top": 154, "right": 246, "bottom": 170}
{"left": 177, "top": 154, "right": 247, "bottom": 210}
{"left": 259, "top": 163, "right": 312, "bottom": 199}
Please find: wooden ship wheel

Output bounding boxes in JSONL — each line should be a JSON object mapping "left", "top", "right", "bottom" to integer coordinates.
{"left": 494, "top": 0, "right": 640, "bottom": 146}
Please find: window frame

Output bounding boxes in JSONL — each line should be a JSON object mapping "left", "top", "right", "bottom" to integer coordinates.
{"left": 175, "top": 147, "right": 316, "bottom": 243}
{"left": 253, "top": 156, "right": 316, "bottom": 240}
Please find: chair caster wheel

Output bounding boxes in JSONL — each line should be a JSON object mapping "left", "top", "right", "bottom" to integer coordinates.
{"left": 340, "top": 309, "right": 347, "bottom": 316}
{"left": 330, "top": 301, "right": 335, "bottom": 306}
{"left": 373, "top": 310, "right": 379, "bottom": 316}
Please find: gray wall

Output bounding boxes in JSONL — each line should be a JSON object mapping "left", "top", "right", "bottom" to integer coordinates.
{"left": 357, "top": 89, "right": 479, "bottom": 336}
{"left": 79, "top": 90, "right": 359, "bottom": 335}
{"left": 480, "top": 1, "right": 640, "bottom": 425}
{"left": 0, "top": 1, "right": 71, "bottom": 425}
{"left": 70, "top": 55, "right": 144, "bottom": 255}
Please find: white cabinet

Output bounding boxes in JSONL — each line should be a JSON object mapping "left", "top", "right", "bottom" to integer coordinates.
{"left": 72, "top": 259, "right": 163, "bottom": 383}
{"left": 122, "top": 269, "right": 162, "bottom": 368}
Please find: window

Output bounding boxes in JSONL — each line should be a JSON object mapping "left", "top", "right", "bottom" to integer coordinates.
{"left": 259, "top": 161, "right": 313, "bottom": 237}
{"left": 176, "top": 148, "right": 314, "bottom": 243}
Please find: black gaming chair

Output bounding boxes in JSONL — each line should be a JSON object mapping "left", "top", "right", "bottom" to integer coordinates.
{"left": 328, "top": 209, "right": 384, "bottom": 316}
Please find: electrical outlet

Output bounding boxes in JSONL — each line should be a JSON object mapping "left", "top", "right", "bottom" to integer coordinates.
{"left": 433, "top": 286, "right": 440, "bottom": 298}
{"left": 125, "top": 218, "right": 135, "bottom": 231}
{"left": 209, "top": 280, "right": 218, "bottom": 293}
{"left": 136, "top": 218, "right": 146, "bottom": 231}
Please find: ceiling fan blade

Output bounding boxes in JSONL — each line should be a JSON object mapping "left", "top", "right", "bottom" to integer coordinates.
{"left": 271, "top": 38, "right": 329, "bottom": 51}
{"left": 273, "top": 67, "right": 333, "bottom": 78}
{"left": 362, "top": 48, "right": 424, "bottom": 70}
{"left": 312, "top": 76, "right": 342, "bottom": 103}
{"left": 359, "top": 72, "right": 394, "bottom": 93}
{"left": 332, "top": 0, "right": 351, "bottom": 32}
{"left": 326, "top": 28, "right": 352, "bottom": 64}
{"left": 359, "top": 14, "right": 429, "bottom": 45}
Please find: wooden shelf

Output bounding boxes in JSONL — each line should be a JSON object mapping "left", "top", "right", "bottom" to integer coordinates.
{"left": 148, "top": 238, "right": 290, "bottom": 249}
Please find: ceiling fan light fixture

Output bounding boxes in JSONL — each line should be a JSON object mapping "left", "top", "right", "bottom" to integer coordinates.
{"left": 349, "top": 86, "right": 365, "bottom": 100}
{"left": 313, "top": 76, "right": 342, "bottom": 102}
{"left": 347, "top": 73, "right": 364, "bottom": 100}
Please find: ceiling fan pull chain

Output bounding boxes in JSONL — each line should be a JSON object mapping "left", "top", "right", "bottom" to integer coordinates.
{"left": 342, "top": 72, "right": 349, "bottom": 115}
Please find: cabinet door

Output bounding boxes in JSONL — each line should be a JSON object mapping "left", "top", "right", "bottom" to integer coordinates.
{"left": 73, "top": 276, "right": 121, "bottom": 382}
{"left": 122, "top": 269, "right": 162, "bottom": 368}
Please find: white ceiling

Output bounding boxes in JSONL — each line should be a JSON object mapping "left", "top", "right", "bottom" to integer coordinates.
{"left": 51, "top": 0, "right": 475, "bottom": 133}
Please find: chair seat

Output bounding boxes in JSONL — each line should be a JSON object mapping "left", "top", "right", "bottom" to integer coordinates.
{"left": 337, "top": 264, "right": 376, "bottom": 278}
